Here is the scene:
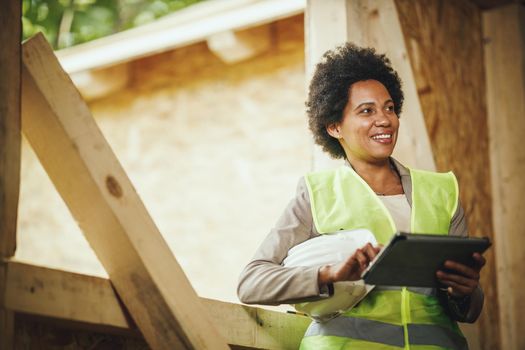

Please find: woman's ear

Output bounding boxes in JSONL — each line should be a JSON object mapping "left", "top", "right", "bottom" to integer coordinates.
{"left": 326, "top": 123, "right": 342, "bottom": 139}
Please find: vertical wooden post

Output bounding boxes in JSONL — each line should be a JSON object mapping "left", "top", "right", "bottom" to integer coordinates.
{"left": 0, "top": 0, "right": 21, "bottom": 258}
{"left": 0, "top": 1, "right": 21, "bottom": 349}
{"left": 394, "top": 1, "right": 501, "bottom": 348}
{"left": 305, "top": 0, "right": 348, "bottom": 170}
{"left": 484, "top": 4, "right": 525, "bottom": 350}
{"left": 306, "top": 1, "right": 501, "bottom": 348}
{"left": 345, "top": 0, "right": 436, "bottom": 172}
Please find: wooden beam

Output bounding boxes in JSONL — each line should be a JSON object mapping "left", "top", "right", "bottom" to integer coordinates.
{"left": 346, "top": 0, "right": 436, "bottom": 171}
{"left": 5, "top": 261, "right": 310, "bottom": 349}
{"left": 0, "top": 0, "right": 21, "bottom": 261}
{"left": 305, "top": 0, "right": 348, "bottom": 170}
{"left": 20, "top": 33, "right": 229, "bottom": 350}
{"left": 483, "top": 4, "right": 525, "bottom": 350}
{"left": 0, "top": 264, "right": 14, "bottom": 350}
{"left": 395, "top": 1, "right": 501, "bottom": 348}
{"left": 70, "top": 64, "right": 130, "bottom": 102}
{"left": 0, "top": 1, "right": 21, "bottom": 349}
{"left": 305, "top": 0, "right": 435, "bottom": 171}
{"left": 56, "top": 0, "right": 305, "bottom": 73}
{"left": 207, "top": 26, "right": 271, "bottom": 64}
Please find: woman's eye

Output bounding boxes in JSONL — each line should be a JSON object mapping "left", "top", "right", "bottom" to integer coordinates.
{"left": 361, "top": 108, "right": 372, "bottom": 114}
{"left": 386, "top": 105, "right": 395, "bottom": 112}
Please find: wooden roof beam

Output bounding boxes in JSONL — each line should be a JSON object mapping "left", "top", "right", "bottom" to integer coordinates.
{"left": 21, "top": 33, "right": 229, "bottom": 350}
{"left": 56, "top": 0, "right": 305, "bottom": 74}
{"left": 207, "top": 26, "right": 271, "bottom": 64}
{"left": 5, "top": 261, "right": 310, "bottom": 349}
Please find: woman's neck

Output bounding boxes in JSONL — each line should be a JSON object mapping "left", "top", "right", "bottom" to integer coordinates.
{"left": 347, "top": 157, "right": 403, "bottom": 195}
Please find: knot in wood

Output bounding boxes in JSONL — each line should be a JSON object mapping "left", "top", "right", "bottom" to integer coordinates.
{"left": 106, "top": 175, "right": 123, "bottom": 198}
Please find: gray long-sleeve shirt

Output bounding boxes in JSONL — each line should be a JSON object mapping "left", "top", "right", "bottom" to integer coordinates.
{"left": 237, "top": 159, "right": 483, "bottom": 322}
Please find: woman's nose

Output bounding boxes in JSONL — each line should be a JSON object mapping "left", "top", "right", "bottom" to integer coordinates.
{"left": 374, "top": 114, "right": 390, "bottom": 127}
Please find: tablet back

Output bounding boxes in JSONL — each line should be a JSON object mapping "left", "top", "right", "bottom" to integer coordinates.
{"left": 362, "top": 232, "right": 491, "bottom": 287}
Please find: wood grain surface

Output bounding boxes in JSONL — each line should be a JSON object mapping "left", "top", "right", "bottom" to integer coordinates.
{"left": 21, "top": 33, "right": 229, "bottom": 350}
{"left": 395, "top": 1, "right": 500, "bottom": 348}
{"left": 483, "top": 4, "right": 525, "bottom": 350}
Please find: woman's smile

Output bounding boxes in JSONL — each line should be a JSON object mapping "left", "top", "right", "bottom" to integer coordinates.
{"left": 370, "top": 132, "right": 393, "bottom": 144}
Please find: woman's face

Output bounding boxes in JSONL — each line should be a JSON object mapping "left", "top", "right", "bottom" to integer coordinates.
{"left": 327, "top": 79, "right": 399, "bottom": 164}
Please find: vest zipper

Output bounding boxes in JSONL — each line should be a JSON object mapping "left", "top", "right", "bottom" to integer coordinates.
{"left": 401, "top": 287, "right": 411, "bottom": 350}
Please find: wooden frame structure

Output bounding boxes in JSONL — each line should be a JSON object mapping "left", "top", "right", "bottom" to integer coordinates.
{"left": 484, "top": 4, "right": 525, "bottom": 349}
{"left": 5, "top": 261, "right": 309, "bottom": 349}
{"left": 21, "top": 33, "right": 231, "bottom": 349}
{"left": 1, "top": 1, "right": 522, "bottom": 349}
{"left": 0, "top": 1, "right": 21, "bottom": 348}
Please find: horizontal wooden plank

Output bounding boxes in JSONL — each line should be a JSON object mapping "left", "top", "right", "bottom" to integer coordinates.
{"left": 5, "top": 261, "right": 309, "bottom": 349}
{"left": 21, "top": 33, "right": 228, "bottom": 350}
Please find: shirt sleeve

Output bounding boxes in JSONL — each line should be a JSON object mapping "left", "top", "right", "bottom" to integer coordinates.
{"left": 236, "top": 177, "right": 330, "bottom": 305}
{"left": 449, "top": 201, "right": 468, "bottom": 237}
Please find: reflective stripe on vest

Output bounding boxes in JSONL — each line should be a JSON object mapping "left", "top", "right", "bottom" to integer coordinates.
{"left": 303, "top": 316, "right": 468, "bottom": 350}
{"left": 302, "top": 164, "right": 463, "bottom": 350}
{"left": 304, "top": 316, "right": 404, "bottom": 347}
{"left": 375, "top": 286, "right": 437, "bottom": 297}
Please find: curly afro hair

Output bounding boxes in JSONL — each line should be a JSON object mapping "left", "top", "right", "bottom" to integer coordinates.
{"left": 306, "top": 43, "right": 404, "bottom": 159}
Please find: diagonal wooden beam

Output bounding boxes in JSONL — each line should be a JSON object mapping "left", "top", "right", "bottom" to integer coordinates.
{"left": 5, "top": 261, "right": 310, "bottom": 349}
{"left": 20, "top": 33, "right": 229, "bottom": 350}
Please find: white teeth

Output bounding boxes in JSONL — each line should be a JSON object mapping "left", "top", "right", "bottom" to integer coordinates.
{"left": 372, "top": 134, "right": 391, "bottom": 140}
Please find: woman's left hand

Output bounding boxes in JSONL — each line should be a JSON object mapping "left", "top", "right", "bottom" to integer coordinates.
{"left": 436, "top": 253, "right": 486, "bottom": 297}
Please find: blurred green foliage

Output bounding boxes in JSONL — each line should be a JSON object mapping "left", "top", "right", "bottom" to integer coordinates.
{"left": 22, "top": 0, "right": 205, "bottom": 49}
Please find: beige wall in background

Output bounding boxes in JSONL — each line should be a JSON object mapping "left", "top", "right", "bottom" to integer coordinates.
{"left": 16, "top": 15, "right": 309, "bottom": 305}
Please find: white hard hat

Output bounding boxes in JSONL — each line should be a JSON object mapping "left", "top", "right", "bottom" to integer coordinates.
{"left": 282, "top": 229, "right": 377, "bottom": 321}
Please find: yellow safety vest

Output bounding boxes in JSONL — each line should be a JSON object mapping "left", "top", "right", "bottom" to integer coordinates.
{"left": 300, "top": 165, "right": 467, "bottom": 350}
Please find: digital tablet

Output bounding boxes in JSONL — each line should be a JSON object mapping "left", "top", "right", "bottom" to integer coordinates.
{"left": 361, "top": 232, "right": 491, "bottom": 287}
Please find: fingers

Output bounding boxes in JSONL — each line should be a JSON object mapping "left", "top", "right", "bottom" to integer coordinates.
{"left": 437, "top": 269, "right": 478, "bottom": 288}
{"left": 332, "top": 243, "right": 382, "bottom": 282}
{"left": 472, "top": 253, "right": 486, "bottom": 268}
{"left": 355, "top": 243, "right": 380, "bottom": 269}
{"left": 436, "top": 273, "right": 477, "bottom": 297}
{"left": 437, "top": 258, "right": 481, "bottom": 297}
{"left": 363, "top": 243, "right": 380, "bottom": 260}
{"left": 442, "top": 260, "right": 480, "bottom": 280}
{"left": 353, "top": 249, "right": 369, "bottom": 269}
{"left": 442, "top": 278, "right": 477, "bottom": 297}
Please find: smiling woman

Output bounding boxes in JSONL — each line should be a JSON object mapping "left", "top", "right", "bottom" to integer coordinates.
{"left": 237, "top": 43, "right": 486, "bottom": 350}
{"left": 326, "top": 80, "right": 402, "bottom": 195}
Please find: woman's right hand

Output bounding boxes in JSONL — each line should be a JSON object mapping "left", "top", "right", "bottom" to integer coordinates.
{"left": 318, "top": 243, "right": 381, "bottom": 286}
